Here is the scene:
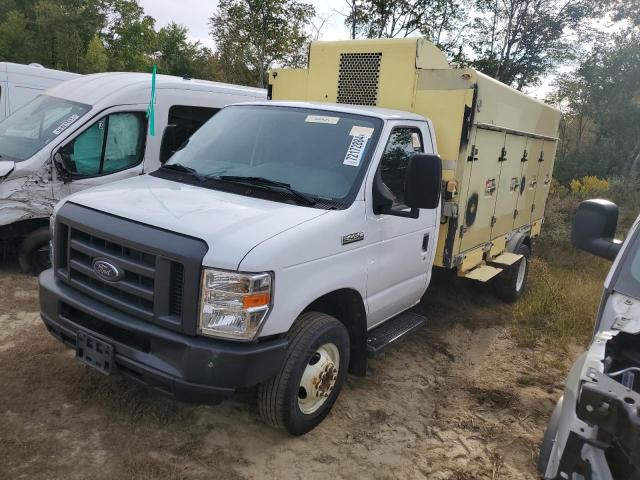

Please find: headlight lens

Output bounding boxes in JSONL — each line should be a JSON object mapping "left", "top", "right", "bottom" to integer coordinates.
{"left": 198, "top": 269, "right": 272, "bottom": 340}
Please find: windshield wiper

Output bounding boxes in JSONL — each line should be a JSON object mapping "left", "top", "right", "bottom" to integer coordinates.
{"left": 218, "top": 175, "right": 317, "bottom": 206}
{"left": 161, "top": 163, "right": 207, "bottom": 182}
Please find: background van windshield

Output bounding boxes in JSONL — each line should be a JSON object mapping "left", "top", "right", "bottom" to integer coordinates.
{"left": 166, "top": 105, "right": 381, "bottom": 201}
{"left": 0, "top": 95, "right": 90, "bottom": 161}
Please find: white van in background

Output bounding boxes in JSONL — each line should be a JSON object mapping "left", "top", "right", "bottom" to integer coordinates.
{"left": 0, "top": 62, "right": 80, "bottom": 121}
{"left": 0, "top": 72, "right": 265, "bottom": 272}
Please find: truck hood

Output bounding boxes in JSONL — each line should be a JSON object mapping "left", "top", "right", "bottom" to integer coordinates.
{"left": 63, "top": 174, "right": 328, "bottom": 270}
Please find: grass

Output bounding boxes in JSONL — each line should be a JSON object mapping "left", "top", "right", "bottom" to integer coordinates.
{"left": 509, "top": 182, "right": 624, "bottom": 350}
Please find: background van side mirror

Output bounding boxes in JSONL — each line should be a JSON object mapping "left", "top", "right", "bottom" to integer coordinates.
{"left": 160, "top": 124, "right": 178, "bottom": 164}
{"left": 571, "top": 199, "right": 623, "bottom": 261}
{"left": 53, "top": 151, "right": 73, "bottom": 183}
{"left": 405, "top": 154, "right": 442, "bottom": 210}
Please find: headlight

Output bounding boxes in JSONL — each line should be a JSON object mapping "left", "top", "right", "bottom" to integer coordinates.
{"left": 198, "top": 268, "right": 272, "bottom": 340}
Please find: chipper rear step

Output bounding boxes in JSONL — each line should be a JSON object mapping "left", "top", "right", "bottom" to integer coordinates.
{"left": 366, "top": 312, "right": 426, "bottom": 357}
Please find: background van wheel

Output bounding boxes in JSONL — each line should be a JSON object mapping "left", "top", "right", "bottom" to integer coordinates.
{"left": 18, "top": 227, "right": 51, "bottom": 275}
{"left": 258, "top": 311, "right": 350, "bottom": 436}
{"left": 493, "top": 243, "right": 531, "bottom": 303}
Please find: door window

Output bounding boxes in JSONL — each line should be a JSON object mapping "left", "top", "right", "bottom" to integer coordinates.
{"left": 61, "top": 112, "right": 146, "bottom": 177}
{"left": 378, "top": 127, "right": 424, "bottom": 208}
{"left": 160, "top": 105, "right": 219, "bottom": 163}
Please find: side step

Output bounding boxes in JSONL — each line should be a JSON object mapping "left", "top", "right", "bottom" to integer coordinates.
{"left": 366, "top": 312, "right": 426, "bottom": 357}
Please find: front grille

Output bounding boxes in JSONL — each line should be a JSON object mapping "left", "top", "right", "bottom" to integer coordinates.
{"left": 337, "top": 52, "right": 382, "bottom": 106}
{"left": 53, "top": 203, "right": 208, "bottom": 336}
{"left": 55, "top": 221, "right": 186, "bottom": 331}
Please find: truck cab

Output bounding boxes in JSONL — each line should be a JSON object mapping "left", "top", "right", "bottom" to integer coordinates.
{"left": 539, "top": 200, "right": 640, "bottom": 479}
{"left": 40, "top": 101, "right": 442, "bottom": 435}
{"left": 0, "top": 73, "right": 265, "bottom": 272}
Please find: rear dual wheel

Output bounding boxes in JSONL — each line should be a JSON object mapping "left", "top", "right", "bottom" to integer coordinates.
{"left": 258, "top": 312, "right": 350, "bottom": 436}
{"left": 493, "top": 244, "right": 531, "bottom": 303}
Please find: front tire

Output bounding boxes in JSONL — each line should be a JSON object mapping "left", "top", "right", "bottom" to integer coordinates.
{"left": 493, "top": 243, "right": 531, "bottom": 302}
{"left": 258, "top": 312, "right": 350, "bottom": 436}
{"left": 18, "top": 227, "right": 51, "bottom": 275}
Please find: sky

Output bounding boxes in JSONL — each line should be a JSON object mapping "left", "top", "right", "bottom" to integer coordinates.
{"left": 138, "top": 0, "right": 352, "bottom": 48}
{"left": 138, "top": 0, "right": 556, "bottom": 98}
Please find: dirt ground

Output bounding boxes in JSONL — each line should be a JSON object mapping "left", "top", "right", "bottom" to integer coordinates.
{"left": 0, "top": 267, "right": 577, "bottom": 480}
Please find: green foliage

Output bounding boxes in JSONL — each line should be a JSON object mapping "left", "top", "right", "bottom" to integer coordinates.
{"left": 468, "top": 0, "right": 599, "bottom": 89}
{"left": 81, "top": 34, "right": 108, "bottom": 73}
{"left": 553, "top": 33, "right": 640, "bottom": 183}
{"left": 343, "top": 0, "right": 467, "bottom": 55}
{"left": 0, "top": 10, "right": 32, "bottom": 64}
{"left": 209, "top": 0, "right": 316, "bottom": 87}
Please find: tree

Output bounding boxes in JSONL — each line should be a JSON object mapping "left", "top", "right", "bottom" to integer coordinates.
{"left": 346, "top": 0, "right": 464, "bottom": 40}
{"left": 468, "top": 0, "right": 598, "bottom": 90}
{"left": 209, "top": 0, "right": 316, "bottom": 87}
{"left": 0, "top": 10, "right": 33, "bottom": 63}
{"left": 552, "top": 32, "right": 640, "bottom": 182}
{"left": 103, "top": 0, "right": 157, "bottom": 72}
{"left": 155, "top": 22, "right": 207, "bottom": 78}
{"left": 81, "top": 34, "right": 108, "bottom": 73}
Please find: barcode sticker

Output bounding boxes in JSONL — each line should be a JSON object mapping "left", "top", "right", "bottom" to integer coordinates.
{"left": 343, "top": 134, "right": 369, "bottom": 167}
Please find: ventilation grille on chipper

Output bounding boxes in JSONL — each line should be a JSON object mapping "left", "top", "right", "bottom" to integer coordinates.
{"left": 337, "top": 52, "right": 382, "bottom": 106}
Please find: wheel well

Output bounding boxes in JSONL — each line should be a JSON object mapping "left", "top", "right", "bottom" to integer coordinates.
{"left": 0, "top": 217, "right": 49, "bottom": 242}
{"left": 507, "top": 232, "right": 532, "bottom": 255}
{"left": 303, "top": 289, "right": 368, "bottom": 377}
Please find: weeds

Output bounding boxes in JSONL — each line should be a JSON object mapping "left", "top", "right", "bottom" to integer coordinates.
{"left": 511, "top": 178, "right": 630, "bottom": 350}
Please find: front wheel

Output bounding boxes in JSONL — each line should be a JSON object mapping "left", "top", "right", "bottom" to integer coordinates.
{"left": 18, "top": 227, "right": 51, "bottom": 275}
{"left": 493, "top": 243, "right": 531, "bottom": 302}
{"left": 258, "top": 312, "right": 350, "bottom": 436}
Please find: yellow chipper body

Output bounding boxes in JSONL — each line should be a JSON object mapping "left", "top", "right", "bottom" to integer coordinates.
{"left": 268, "top": 38, "right": 561, "bottom": 277}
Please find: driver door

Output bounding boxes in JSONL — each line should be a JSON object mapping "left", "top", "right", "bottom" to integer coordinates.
{"left": 54, "top": 108, "right": 147, "bottom": 197}
{"left": 365, "top": 122, "right": 439, "bottom": 327}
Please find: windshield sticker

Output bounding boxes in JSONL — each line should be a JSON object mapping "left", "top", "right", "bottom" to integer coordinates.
{"left": 305, "top": 115, "right": 340, "bottom": 124}
{"left": 52, "top": 114, "right": 80, "bottom": 135}
{"left": 349, "top": 126, "right": 374, "bottom": 137}
{"left": 343, "top": 134, "right": 369, "bottom": 167}
{"left": 412, "top": 132, "right": 422, "bottom": 149}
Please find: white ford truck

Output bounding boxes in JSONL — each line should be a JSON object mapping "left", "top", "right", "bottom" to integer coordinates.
{"left": 39, "top": 39, "right": 561, "bottom": 435}
{"left": 539, "top": 200, "right": 640, "bottom": 479}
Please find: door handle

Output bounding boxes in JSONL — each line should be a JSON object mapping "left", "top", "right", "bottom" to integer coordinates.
{"left": 422, "top": 233, "right": 430, "bottom": 252}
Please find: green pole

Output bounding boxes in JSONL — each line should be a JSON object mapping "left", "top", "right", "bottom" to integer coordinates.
{"left": 146, "top": 64, "right": 157, "bottom": 137}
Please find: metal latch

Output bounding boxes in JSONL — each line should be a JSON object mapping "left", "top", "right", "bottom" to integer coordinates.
{"left": 467, "top": 145, "right": 479, "bottom": 162}
{"left": 498, "top": 147, "right": 507, "bottom": 162}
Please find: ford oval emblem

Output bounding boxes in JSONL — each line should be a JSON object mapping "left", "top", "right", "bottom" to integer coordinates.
{"left": 92, "top": 258, "right": 124, "bottom": 282}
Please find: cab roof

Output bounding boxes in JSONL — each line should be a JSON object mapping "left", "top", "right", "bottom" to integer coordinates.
{"left": 236, "top": 100, "right": 427, "bottom": 122}
{"left": 46, "top": 72, "right": 265, "bottom": 106}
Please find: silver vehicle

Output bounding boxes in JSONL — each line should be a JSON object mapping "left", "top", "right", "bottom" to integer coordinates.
{"left": 539, "top": 199, "right": 640, "bottom": 479}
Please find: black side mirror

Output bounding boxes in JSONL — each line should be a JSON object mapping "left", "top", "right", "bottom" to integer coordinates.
{"left": 160, "top": 124, "right": 179, "bottom": 164}
{"left": 53, "top": 152, "right": 73, "bottom": 183}
{"left": 373, "top": 153, "right": 442, "bottom": 218}
{"left": 571, "top": 199, "right": 623, "bottom": 261}
{"left": 405, "top": 154, "right": 442, "bottom": 210}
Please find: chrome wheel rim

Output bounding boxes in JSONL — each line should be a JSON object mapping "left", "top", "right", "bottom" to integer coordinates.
{"left": 515, "top": 257, "right": 527, "bottom": 292}
{"left": 298, "top": 343, "right": 340, "bottom": 415}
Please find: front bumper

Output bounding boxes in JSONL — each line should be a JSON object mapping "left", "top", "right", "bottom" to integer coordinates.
{"left": 39, "top": 269, "right": 288, "bottom": 403}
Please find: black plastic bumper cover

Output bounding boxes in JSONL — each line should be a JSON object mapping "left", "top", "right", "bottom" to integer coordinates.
{"left": 39, "top": 269, "right": 288, "bottom": 403}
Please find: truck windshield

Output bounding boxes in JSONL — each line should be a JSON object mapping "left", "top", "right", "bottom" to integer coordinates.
{"left": 165, "top": 105, "right": 382, "bottom": 202}
{"left": 616, "top": 226, "right": 640, "bottom": 300}
{"left": 0, "top": 95, "right": 90, "bottom": 161}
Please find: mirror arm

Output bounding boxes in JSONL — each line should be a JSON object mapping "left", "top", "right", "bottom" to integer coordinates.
{"left": 379, "top": 207, "right": 419, "bottom": 219}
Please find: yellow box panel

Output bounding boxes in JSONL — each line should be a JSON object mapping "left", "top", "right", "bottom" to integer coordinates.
{"left": 269, "top": 38, "right": 561, "bottom": 271}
